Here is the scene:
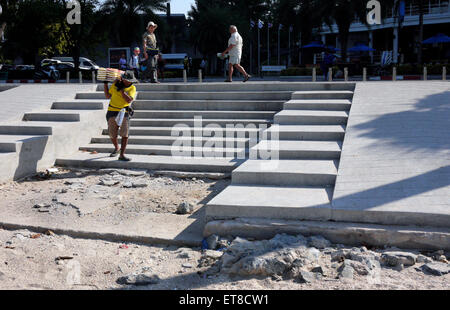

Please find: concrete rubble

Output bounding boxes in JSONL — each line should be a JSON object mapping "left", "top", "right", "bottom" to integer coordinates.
{"left": 194, "top": 234, "right": 449, "bottom": 282}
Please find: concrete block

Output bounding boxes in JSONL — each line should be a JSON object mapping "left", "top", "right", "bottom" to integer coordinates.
{"left": 206, "top": 185, "right": 333, "bottom": 221}
{"left": 232, "top": 159, "right": 338, "bottom": 186}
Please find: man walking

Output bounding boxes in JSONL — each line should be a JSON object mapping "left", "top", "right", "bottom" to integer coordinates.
{"left": 142, "top": 21, "right": 160, "bottom": 83}
{"left": 103, "top": 71, "right": 138, "bottom": 162}
{"left": 221, "top": 25, "right": 251, "bottom": 83}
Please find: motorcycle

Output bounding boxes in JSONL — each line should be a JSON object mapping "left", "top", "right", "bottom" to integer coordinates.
{"left": 34, "top": 63, "right": 60, "bottom": 80}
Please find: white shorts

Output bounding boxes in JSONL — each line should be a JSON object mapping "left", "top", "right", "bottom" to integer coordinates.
{"left": 229, "top": 55, "right": 241, "bottom": 65}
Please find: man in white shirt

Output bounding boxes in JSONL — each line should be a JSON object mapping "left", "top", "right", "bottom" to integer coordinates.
{"left": 221, "top": 25, "right": 251, "bottom": 83}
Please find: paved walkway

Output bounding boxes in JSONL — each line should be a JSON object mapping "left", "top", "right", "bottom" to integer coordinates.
{"left": 333, "top": 81, "right": 450, "bottom": 227}
{"left": 0, "top": 84, "right": 96, "bottom": 123}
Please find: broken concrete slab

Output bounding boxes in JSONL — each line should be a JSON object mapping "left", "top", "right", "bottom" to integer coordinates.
{"left": 204, "top": 218, "right": 450, "bottom": 251}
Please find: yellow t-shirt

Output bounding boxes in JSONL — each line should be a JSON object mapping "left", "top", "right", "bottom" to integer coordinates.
{"left": 108, "top": 84, "right": 137, "bottom": 112}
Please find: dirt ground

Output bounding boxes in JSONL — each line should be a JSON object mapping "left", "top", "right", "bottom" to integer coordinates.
{"left": 0, "top": 228, "right": 448, "bottom": 290}
{"left": 0, "top": 168, "right": 229, "bottom": 219}
{"left": 0, "top": 168, "right": 449, "bottom": 290}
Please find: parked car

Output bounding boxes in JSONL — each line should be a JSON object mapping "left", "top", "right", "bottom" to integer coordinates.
{"left": 41, "top": 59, "right": 61, "bottom": 67}
{"left": 52, "top": 57, "right": 99, "bottom": 71}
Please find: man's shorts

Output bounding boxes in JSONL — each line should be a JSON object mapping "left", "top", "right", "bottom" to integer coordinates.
{"left": 106, "top": 111, "right": 129, "bottom": 139}
{"left": 229, "top": 55, "right": 241, "bottom": 65}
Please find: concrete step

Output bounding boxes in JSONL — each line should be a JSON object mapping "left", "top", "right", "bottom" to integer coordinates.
{"left": 56, "top": 152, "right": 244, "bottom": 173}
{"left": 275, "top": 110, "right": 349, "bottom": 125}
{"left": 251, "top": 140, "right": 342, "bottom": 160}
{"left": 118, "top": 126, "right": 265, "bottom": 138}
{"left": 80, "top": 143, "right": 248, "bottom": 158}
{"left": 0, "top": 124, "right": 54, "bottom": 135}
{"left": 206, "top": 185, "right": 333, "bottom": 221}
{"left": 133, "top": 110, "right": 276, "bottom": 120}
{"left": 52, "top": 101, "right": 105, "bottom": 110}
{"left": 23, "top": 112, "right": 82, "bottom": 122}
{"left": 0, "top": 135, "right": 50, "bottom": 153}
{"left": 0, "top": 141, "right": 18, "bottom": 152}
{"left": 132, "top": 100, "right": 284, "bottom": 111}
{"left": 97, "top": 82, "right": 356, "bottom": 92}
{"left": 91, "top": 135, "right": 253, "bottom": 148}
{"left": 130, "top": 118, "right": 272, "bottom": 128}
{"left": 284, "top": 100, "right": 352, "bottom": 111}
{"left": 232, "top": 160, "right": 338, "bottom": 187}
{"left": 292, "top": 91, "right": 354, "bottom": 100}
{"left": 137, "top": 91, "right": 293, "bottom": 101}
{"left": 265, "top": 125, "right": 346, "bottom": 141}
{"left": 75, "top": 92, "right": 108, "bottom": 100}
{"left": 75, "top": 91, "right": 291, "bottom": 101}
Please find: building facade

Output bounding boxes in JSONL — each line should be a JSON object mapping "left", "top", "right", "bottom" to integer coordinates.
{"left": 320, "top": 0, "right": 450, "bottom": 64}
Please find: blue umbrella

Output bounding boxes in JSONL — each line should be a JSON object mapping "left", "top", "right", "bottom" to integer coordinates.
{"left": 302, "top": 41, "right": 325, "bottom": 49}
{"left": 423, "top": 33, "right": 450, "bottom": 44}
{"left": 348, "top": 43, "right": 376, "bottom": 52}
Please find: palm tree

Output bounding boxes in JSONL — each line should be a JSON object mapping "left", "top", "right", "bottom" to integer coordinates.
{"left": 188, "top": 0, "right": 267, "bottom": 74}
{"left": 101, "top": 0, "right": 168, "bottom": 47}
{"left": 188, "top": 1, "right": 231, "bottom": 72}
{"left": 313, "top": 0, "right": 368, "bottom": 61}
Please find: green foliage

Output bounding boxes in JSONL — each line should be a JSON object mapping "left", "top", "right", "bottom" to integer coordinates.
{"left": 100, "top": 0, "right": 168, "bottom": 48}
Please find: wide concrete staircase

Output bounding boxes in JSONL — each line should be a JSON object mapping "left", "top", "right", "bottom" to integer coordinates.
{"left": 0, "top": 86, "right": 107, "bottom": 181}
{"left": 206, "top": 84, "right": 355, "bottom": 221}
{"left": 56, "top": 83, "right": 354, "bottom": 174}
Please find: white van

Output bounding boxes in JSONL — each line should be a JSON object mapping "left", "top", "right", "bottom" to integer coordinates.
{"left": 52, "top": 57, "right": 99, "bottom": 71}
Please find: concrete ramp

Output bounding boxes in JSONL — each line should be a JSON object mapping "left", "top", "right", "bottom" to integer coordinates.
{"left": 332, "top": 82, "right": 450, "bottom": 227}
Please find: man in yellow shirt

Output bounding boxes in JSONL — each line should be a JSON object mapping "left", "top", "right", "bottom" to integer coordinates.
{"left": 103, "top": 71, "right": 138, "bottom": 162}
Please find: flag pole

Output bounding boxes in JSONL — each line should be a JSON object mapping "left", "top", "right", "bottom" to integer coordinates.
{"left": 278, "top": 27, "right": 280, "bottom": 65}
{"left": 250, "top": 23, "right": 253, "bottom": 74}
{"left": 258, "top": 26, "right": 261, "bottom": 76}
{"left": 267, "top": 24, "right": 270, "bottom": 65}
{"left": 288, "top": 27, "right": 291, "bottom": 67}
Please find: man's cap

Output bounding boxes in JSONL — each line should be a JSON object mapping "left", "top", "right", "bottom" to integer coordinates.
{"left": 147, "top": 21, "right": 158, "bottom": 28}
{"left": 121, "top": 70, "right": 139, "bottom": 84}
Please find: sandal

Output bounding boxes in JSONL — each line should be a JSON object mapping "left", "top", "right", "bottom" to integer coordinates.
{"left": 118, "top": 156, "right": 131, "bottom": 162}
{"left": 110, "top": 149, "right": 120, "bottom": 157}
{"left": 243, "top": 75, "right": 252, "bottom": 83}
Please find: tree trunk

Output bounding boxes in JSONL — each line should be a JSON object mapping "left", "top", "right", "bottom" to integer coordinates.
{"left": 338, "top": 29, "right": 349, "bottom": 62}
